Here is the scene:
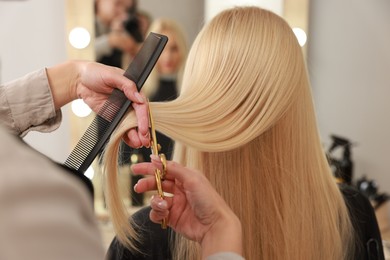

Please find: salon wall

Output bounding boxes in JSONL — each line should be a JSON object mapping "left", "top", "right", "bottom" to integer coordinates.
{"left": 204, "top": 0, "right": 283, "bottom": 21}
{"left": 0, "top": 0, "right": 70, "bottom": 163}
{"left": 308, "top": 0, "right": 390, "bottom": 191}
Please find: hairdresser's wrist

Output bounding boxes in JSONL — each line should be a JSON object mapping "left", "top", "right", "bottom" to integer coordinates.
{"left": 201, "top": 210, "right": 243, "bottom": 258}
{"left": 46, "top": 60, "right": 80, "bottom": 110}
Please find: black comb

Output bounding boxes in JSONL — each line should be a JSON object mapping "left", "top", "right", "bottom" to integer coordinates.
{"left": 64, "top": 32, "right": 168, "bottom": 173}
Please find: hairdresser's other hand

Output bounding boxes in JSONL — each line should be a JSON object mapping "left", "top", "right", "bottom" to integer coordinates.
{"left": 132, "top": 157, "right": 243, "bottom": 258}
{"left": 46, "top": 60, "right": 149, "bottom": 147}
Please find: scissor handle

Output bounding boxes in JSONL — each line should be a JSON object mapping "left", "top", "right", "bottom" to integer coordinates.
{"left": 148, "top": 101, "right": 168, "bottom": 229}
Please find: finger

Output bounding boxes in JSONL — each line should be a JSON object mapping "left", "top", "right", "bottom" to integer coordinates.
{"left": 113, "top": 75, "right": 144, "bottom": 104}
{"left": 131, "top": 162, "right": 155, "bottom": 176}
{"left": 99, "top": 66, "right": 143, "bottom": 103}
{"left": 149, "top": 208, "right": 169, "bottom": 224}
{"left": 150, "top": 196, "right": 170, "bottom": 212}
{"left": 133, "top": 176, "right": 156, "bottom": 193}
{"left": 125, "top": 129, "right": 142, "bottom": 148}
{"left": 134, "top": 176, "right": 176, "bottom": 194}
{"left": 132, "top": 161, "right": 177, "bottom": 184}
{"left": 132, "top": 101, "right": 150, "bottom": 147}
{"left": 150, "top": 157, "right": 201, "bottom": 184}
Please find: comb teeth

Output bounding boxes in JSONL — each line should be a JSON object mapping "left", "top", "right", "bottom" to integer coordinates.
{"left": 64, "top": 89, "right": 130, "bottom": 172}
{"left": 64, "top": 116, "right": 110, "bottom": 171}
{"left": 98, "top": 89, "right": 128, "bottom": 122}
{"left": 65, "top": 89, "right": 131, "bottom": 172}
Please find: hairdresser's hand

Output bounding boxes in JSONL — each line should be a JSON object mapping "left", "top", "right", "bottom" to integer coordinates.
{"left": 109, "top": 31, "right": 139, "bottom": 56}
{"left": 132, "top": 157, "right": 243, "bottom": 257}
{"left": 46, "top": 60, "right": 149, "bottom": 147}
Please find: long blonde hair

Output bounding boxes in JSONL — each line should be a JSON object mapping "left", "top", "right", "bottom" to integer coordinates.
{"left": 103, "top": 7, "right": 355, "bottom": 259}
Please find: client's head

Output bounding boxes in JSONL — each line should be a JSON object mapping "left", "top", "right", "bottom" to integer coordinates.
{"left": 157, "top": 6, "right": 307, "bottom": 151}
{"left": 103, "top": 7, "right": 354, "bottom": 259}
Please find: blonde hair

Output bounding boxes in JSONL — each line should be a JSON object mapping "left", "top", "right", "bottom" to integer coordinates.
{"left": 141, "top": 18, "right": 188, "bottom": 98}
{"left": 103, "top": 7, "right": 355, "bottom": 259}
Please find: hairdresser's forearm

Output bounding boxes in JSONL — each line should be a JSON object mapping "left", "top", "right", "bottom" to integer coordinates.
{"left": 46, "top": 60, "right": 79, "bottom": 111}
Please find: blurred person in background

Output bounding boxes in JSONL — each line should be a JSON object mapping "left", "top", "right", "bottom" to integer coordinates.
{"left": 94, "top": 0, "right": 139, "bottom": 62}
{"left": 95, "top": 0, "right": 146, "bottom": 169}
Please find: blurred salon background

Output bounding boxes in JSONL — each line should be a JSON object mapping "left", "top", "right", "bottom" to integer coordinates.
{"left": 1, "top": 0, "right": 390, "bottom": 249}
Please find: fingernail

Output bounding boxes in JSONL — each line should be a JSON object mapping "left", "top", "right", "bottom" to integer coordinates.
{"left": 150, "top": 154, "right": 159, "bottom": 161}
{"left": 143, "top": 131, "right": 150, "bottom": 139}
{"left": 157, "top": 200, "right": 167, "bottom": 209}
{"left": 134, "top": 92, "right": 144, "bottom": 103}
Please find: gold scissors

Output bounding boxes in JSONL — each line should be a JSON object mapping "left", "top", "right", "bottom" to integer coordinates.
{"left": 148, "top": 101, "right": 167, "bottom": 229}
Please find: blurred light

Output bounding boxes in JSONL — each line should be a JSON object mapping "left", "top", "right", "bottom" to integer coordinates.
{"left": 84, "top": 166, "right": 95, "bottom": 180}
{"left": 292, "top": 27, "right": 307, "bottom": 47}
{"left": 71, "top": 99, "right": 92, "bottom": 117}
{"left": 131, "top": 154, "right": 139, "bottom": 164}
{"left": 69, "top": 27, "right": 91, "bottom": 49}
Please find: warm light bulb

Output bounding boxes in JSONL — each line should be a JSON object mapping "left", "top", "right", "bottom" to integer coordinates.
{"left": 292, "top": 27, "right": 307, "bottom": 47}
{"left": 69, "top": 27, "right": 91, "bottom": 49}
{"left": 71, "top": 99, "right": 92, "bottom": 117}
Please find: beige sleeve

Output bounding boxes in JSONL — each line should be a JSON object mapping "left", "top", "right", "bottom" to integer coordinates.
{"left": 0, "top": 127, "right": 105, "bottom": 260}
{"left": 0, "top": 68, "right": 62, "bottom": 137}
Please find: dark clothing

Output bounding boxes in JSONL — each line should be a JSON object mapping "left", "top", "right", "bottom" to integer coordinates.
{"left": 150, "top": 78, "right": 178, "bottom": 103}
{"left": 340, "top": 184, "right": 385, "bottom": 260}
{"left": 99, "top": 49, "right": 123, "bottom": 68}
{"left": 106, "top": 207, "right": 173, "bottom": 260}
{"left": 97, "top": 14, "right": 144, "bottom": 69}
{"left": 106, "top": 185, "right": 385, "bottom": 260}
